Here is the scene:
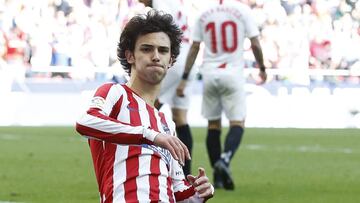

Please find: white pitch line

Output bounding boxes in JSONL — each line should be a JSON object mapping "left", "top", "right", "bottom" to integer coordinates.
{"left": 244, "top": 144, "right": 356, "bottom": 154}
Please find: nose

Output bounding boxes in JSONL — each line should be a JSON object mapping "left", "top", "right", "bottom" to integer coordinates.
{"left": 152, "top": 50, "right": 160, "bottom": 62}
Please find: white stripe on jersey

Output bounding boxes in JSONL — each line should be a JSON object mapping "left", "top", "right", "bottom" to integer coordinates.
{"left": 136, "top": 150, "right": 152, "bottom": 202}
{"left": 78, "top": 113, "right": 146, "bottom": 136}
{"left": 113, "top": 145, "right": 129, "bottom": 203}
{"left": 159, "top": 159, "right": 171, "bottom": 201}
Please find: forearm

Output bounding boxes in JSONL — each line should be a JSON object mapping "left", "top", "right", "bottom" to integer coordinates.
{"left": 250, "top": 37, "right": 266, "bottom": 71}
{"left": 182, "top": 42, "right": 200, "bottom": 80}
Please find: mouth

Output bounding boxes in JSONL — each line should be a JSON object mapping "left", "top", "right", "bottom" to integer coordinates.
{"left": 147, "top": 64, "right": 165, "bottom": 69}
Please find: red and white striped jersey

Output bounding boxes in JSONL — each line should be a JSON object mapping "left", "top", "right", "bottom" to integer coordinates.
{"left": 76, "top": 83, "right": 204, "bottom": 203}
{"left": 193, "top": 0, "right": 259, "bottom": 72}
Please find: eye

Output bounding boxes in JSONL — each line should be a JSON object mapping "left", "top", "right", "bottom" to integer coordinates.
{"left": 158, "top": 48, "right": 170, "bottom": 54}
{"left": 141, "top": 47, "right": 152, "bottom": 52}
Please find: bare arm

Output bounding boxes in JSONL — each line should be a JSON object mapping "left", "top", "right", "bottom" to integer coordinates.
{"left": 176, "top": 41, "right": 201, "bottom": 97}
{"left": 250, "top": 36, "right": 267, "bottom": 83}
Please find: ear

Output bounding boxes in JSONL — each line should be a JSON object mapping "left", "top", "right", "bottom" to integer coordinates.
{"left": 125, "top": 50, "right": 135, "bottom": 64}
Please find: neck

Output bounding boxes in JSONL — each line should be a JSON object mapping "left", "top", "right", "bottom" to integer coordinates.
{"left": 126, "top": 77, "right": 160, "bottom": 107}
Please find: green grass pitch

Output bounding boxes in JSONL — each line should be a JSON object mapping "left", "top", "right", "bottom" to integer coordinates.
{"left": 0, "top": 127, "right": 359, "bottom": 203}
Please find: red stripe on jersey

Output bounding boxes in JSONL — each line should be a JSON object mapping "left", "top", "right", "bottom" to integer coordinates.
{"left": 167, "top": 176, "right": 175, "bottom": 203}
{"left": 94, "top": 83, "right": 115, "bottom": 98}
{"left": 102, "top": 142, "right": 117, "bottom": 203}
{"left": 124, "top": 88, "right": 142, "bottom": 203}
{"left": 147, "top": 104, "right": 160, "bottom": 202}
{"left": 109, "top": 95, "right": 123, "bottom": 119}
{"left": 88, "top": 139, "right": 105, "bottom": 194}
{"left": 149, "top": 156, "right": 160, "bottom": 203}
{"left": 147, "top": 104, "right": 159, "bottom": 132}
{"left": 174, "top": 185, "right": 196, "bottom": 201}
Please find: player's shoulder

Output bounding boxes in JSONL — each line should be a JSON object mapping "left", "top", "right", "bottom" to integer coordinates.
{"left": 96, "top": 82, "right": 122, "bottom": 91}
{"left": 95, "top": 82, "right": 126, "bottom": 96}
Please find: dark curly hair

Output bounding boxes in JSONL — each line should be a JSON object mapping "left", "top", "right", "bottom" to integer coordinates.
{"left": 117, "top": 10, "right": 183, "bottom": 75}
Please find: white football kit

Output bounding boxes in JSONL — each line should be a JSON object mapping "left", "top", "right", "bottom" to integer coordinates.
{"left": 76, "top": 83, "right": 206, "bottom": 203}
{"left": 152, "top": 0, "right": 193, "bottom": 109}
{"left": 192, "top": 0, "right": 260, "bottom": 120}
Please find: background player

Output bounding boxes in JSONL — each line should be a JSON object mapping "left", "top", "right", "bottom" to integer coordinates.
{"left": 139, "top": 0, "right": 195, "bottom": 177}
{"left": 177, "top": 0, "right": 267, "bottom": 190}
{"left": 76, "top": 10, "right": 214, "bottom": 202}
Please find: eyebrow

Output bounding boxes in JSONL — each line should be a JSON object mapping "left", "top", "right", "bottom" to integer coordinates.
{"left": 140, "top": 44, "right": 170, "bottom": 50}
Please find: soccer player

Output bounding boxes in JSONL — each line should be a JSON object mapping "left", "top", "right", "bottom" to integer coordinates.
{"left": 76, "top": 10, "right": 214, "bottom": 202}
{"left": 176, "top": 0, "right": 267, "bottom": 190}
{"left": 138, "top": 0, "right": 194, "bottom": 177}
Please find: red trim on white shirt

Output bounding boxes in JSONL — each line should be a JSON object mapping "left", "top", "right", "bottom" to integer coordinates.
{"left": 167, "top": 176, "right": 176, "bottom": 203}
{"left": 174, "top": 186, "right": 196, "bottom": 201}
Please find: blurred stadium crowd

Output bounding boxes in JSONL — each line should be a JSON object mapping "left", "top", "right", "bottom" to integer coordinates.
{"left": 0, "top": 0, "right": 359, "bottom": 84}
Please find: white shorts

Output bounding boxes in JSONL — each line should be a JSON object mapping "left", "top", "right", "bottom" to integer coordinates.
{"left": 201, "top": 71, "right": 246, "bottom": 121}
{"left": 158, "top": 43, "right": 193, "bottom": 109}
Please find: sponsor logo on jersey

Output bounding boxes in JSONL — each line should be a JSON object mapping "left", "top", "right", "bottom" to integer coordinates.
{"left": 126, "top": 105, "right": 140, "bottom": 112}
{"left": 175, "top": 170, "right": 184, "bottom": 176}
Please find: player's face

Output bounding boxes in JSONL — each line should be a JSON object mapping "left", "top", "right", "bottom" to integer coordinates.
{"left": 127, "top": 32, "right": 172, "bottom": 85}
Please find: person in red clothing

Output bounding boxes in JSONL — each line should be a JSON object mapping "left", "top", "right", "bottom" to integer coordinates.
{"left": 76, "top": 10, "right": 214, "bottom": 203}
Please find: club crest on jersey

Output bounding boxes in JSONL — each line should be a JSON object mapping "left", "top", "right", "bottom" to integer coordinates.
{"left": 161, "top": 122, "right": 171, "bottom": 134}
{"left": 90, "top": 96, "right": 105, "bottom": 109}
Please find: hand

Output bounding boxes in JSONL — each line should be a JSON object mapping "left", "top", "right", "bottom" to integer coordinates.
{"left": 176, "top": 80, "right": 187, "bottom": 97}
{"left": 258, "top": 70, "right": 267, "bottom": 85}
{"left": 187, "top": 168, "right": 214, "bottom": 199}
{"left": 153, "top": 133, "right": 191, "bottom": 166}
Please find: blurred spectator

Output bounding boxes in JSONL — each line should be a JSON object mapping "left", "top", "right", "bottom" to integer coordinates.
{"left": 0, "top": 0, "right": 358, "bottom": 84}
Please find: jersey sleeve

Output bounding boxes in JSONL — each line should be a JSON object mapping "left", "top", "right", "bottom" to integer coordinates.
{"left": 191, "top": 16, "right": 203, "bottom": 42}
{"left": 243, "top": 6, "right": 260, "bottom": 38}
{"left": 75, "top": 83, "right": 159, "bottom": 145}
